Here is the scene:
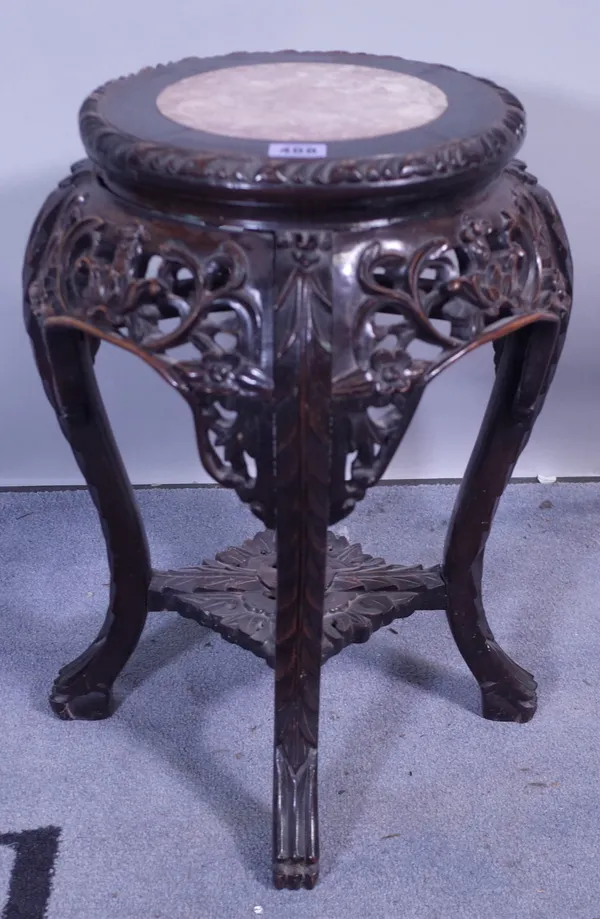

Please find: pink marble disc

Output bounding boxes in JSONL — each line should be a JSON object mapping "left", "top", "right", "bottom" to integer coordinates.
{"left": 156, "top": 62, "right": 448, "bottom": 142}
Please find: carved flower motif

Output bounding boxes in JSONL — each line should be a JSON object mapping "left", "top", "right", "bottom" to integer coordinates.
{"left": 446, "top": 226, "right": 526, "bottom": 319}
{"left": 369, "top": 348, "right": 428, "bottom": 394}
{"left": 204, "top": 353, "right": 239, "bottom": 384}
{"left": 459, "top": 216, "right": 493, "bottom": 264}
{"left": 539, "top": 268, "right": 570, "bottom": 314}
{"left": 478, "top": 252, "right": 523, "bottom": 307}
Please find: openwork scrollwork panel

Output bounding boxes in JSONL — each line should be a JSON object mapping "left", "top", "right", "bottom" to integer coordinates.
{"left": 329, "top": 163, "right": 572, "bottom": 518}
{"left": 25, "top": 161, "right": 572, "bottom": 525}
{"left": 25, "top": 163, "right": 274, "bottom": 519}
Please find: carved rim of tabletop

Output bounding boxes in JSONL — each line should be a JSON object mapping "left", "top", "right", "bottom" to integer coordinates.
{"left": 149, "top": 530, "right": 447, "bottom": 663}
{"left": 79, "top": 52, "right": 526, "bottom": 202}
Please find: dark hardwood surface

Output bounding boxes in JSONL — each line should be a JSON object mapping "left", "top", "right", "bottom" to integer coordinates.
{"left": 80, "top": 51, "right": 524, "bottom": 206}
{"left": 22, "top": 52, "right": 573, "bottom": 890}
{"left": 148, "top": 530, "right": 446, "bottom": 665}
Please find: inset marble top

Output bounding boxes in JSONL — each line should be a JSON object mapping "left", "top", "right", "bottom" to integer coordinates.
{"left": 156, "top": 62, "right": 449, "bottom": 142}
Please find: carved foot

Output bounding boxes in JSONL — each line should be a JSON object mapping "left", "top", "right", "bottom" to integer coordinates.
{"left": 50, "top": 682, "right": 112, "bottom": 721}
{"left": 273, "top": 745, "right": 319, "bottom": 890}
{"left": 479, "top": 641, "right": 537, "bottom": 723}
{"left": 49, "top": 643, "right": 114, "bottom": 721}
{"left": 273, "top": 859, "right": 319, "bottom": 891}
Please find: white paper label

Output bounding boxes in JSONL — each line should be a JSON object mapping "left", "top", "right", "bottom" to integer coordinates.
{"left": 268, "top": 142, "right": 327, "bottom": 158}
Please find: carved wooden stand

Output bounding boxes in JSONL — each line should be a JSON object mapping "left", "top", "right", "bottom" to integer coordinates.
{"left": 22, "top": 52, "right": 572, "bottom": 889}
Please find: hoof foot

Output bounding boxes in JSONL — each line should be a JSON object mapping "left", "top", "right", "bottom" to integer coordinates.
{"left": 273, "top": 859, "right": 319, "bottom": 890}
{"left": 481, "top": 678, "right": 537, "bottom": 723}
{"left": 50, "top": 684, "right": 113, "bottom": 721}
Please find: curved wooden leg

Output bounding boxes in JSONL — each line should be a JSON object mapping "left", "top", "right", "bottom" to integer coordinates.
{"left": 26, "top": 316, "right": 151, "bottom": 720}
{"left": 443, "top": 320, "right": 563, "bottom": 722}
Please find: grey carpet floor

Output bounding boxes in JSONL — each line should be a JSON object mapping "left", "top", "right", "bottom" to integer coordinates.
{"left": 1, "top": 483, "right": 600, "bottom": 919}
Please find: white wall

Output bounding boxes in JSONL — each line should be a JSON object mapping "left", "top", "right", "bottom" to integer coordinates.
{"left": 1, "top": 0, "right": 598, "bottom": 486}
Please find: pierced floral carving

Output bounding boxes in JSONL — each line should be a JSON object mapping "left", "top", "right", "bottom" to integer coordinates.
{"left": 27, "top": 184, "right": 270, "bottom": 401}
{"left": 24, "top": 159, "right": 572, "bottom": 528}
{"left": 329, "top": 162, "right": 572, "bottom": 517}
{"left": 25, "top": 165, "right": 273, "bottom": 519}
